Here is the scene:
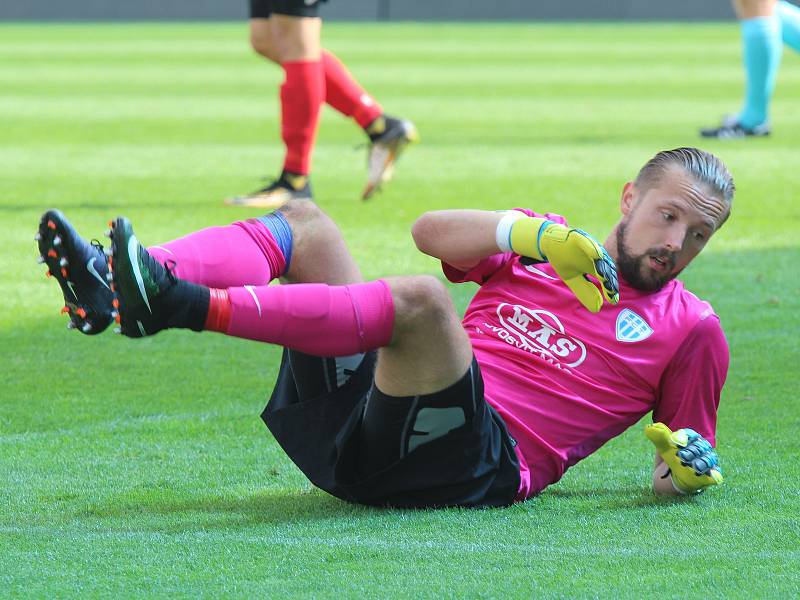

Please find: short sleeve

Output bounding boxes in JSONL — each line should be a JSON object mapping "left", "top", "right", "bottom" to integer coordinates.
{"left": 440, "top": 209, "right": 568, "bottom": 286}
{"left": 652, "top": 314, "right": 729, "bottom": 447}
{"left": 442, "top": 253, "right": 515, "bottom": 285}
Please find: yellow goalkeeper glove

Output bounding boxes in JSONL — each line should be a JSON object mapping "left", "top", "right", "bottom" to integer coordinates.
{"left": 508, "top": 217, "right": 619, "bottom": 313}
{"left": 645, "top": 422, "right": 723, "bottom": 495}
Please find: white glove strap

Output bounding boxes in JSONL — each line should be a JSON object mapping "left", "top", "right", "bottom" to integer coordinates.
{"left": 495, "top": 210, "right": 525, "bottom": 253}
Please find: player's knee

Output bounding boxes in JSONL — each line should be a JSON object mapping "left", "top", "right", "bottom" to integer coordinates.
{"left": 277, "top": 198, "right": 325, "bottom": 228}
{"left": 391, "top": 276, "right": 454, "bottom": 331}
{"left": 276, "top": 199, "right": 337, "bottom": 247}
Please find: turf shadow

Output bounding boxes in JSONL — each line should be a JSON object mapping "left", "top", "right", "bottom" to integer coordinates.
{"left": 545, "top": 486, "right": 695, "bottom": 509}
{"left": 82, "top": 487, "right": 378, "bottom": 529}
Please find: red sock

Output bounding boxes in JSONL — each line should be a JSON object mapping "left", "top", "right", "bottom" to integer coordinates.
{"left": 322, "top": 50, "right": 383, "bottom": 129}
{"left": 281, "top": 60, "right": 325, "bottom": 175}
{"left": 205, "top": 288, "right": 232, "bottom": 332}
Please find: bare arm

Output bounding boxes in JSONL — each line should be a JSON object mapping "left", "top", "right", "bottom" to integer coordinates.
{"left": 411, "top": 209, "right": 508, "bottom": 271}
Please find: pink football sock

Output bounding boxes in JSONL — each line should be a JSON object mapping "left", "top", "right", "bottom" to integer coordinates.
{"left": 147, "top": 219, "right": 286, "bottom": 288}
{"left": 222, "top": 279, "right": 395, "bottom": 356}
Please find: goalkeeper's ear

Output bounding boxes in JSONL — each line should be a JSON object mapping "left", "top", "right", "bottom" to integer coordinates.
{"left": 619, "top": 181, "right": 637, "bottom": 216}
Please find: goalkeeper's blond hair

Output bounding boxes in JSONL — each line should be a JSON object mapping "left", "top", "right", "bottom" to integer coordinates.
{"left": 635, "top": 147, "right": 735, "bottom": 225}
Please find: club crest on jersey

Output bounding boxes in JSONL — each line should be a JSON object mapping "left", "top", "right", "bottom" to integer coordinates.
{"left": 495, "top": 303, "right": 587, "bottom": 368}
{"left": 615, "top": 309, "right": 653, "bottom": 343}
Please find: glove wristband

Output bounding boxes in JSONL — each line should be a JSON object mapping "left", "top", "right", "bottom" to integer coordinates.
{"left": 495, "top": 210, "right": 525, "bottom": 253}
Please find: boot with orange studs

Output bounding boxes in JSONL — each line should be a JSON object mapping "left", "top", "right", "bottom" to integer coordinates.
{"left": 36, "top": 209, "right": 114, "bottom": 334}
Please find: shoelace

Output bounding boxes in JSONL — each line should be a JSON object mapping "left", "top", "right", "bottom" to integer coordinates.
{"left": 164, "top": 259, "right": 179, "bottom": 284}
{"left": 90, "top": 239, "right": 105, "bottom": 255}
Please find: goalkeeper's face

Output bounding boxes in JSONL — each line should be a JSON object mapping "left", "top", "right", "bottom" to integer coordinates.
{"left": 615, "top": 171, "right": 729, "bottom": 292}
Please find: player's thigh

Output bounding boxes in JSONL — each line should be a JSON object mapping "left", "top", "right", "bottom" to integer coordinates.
{"left": 360, "top": 357, "right": 484, "bottom": 475}
{"left": 376, "top": 275, "right": 473, "bottom": 397}
{"left": 249, "top": 17, "right": 279, "bottom": 63}
{"left": 269, "top": 12, "right": 322, "bottom": 62}
{"left": 732, "top": 0, "right": 777, "bottom": 19}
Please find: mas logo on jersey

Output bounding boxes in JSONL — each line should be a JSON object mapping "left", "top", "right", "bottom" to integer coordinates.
{"left": 495, "top": 303, "right": 587, "bottom": 368}
{"left": 615, "top": 309, "right": 653, "bottom": 343}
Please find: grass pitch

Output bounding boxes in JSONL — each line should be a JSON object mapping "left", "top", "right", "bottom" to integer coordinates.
{"left": 1, "top": 22, "right": 799, "bottom": 598}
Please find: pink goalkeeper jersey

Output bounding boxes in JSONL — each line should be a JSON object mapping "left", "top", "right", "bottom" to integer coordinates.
{"left": 443, "top": 211, "right": 729, "bottom": 501}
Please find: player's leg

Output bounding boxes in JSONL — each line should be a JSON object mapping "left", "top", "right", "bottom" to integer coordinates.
{"left": 701, "top": 0, "right": 779, "bottom": 138}
{"left": 249, "top": 12, "right": 408, "bottom": 143}
{"left": 37, "top": 197, "right": 360, "bottom": 334}
{"left": 777, "top": 0, "right": 800, "bottom": 51}
{"left": 249, "top": 15, "right": 280, "bottom": 65}
{"left": 248, "top": 0, "right": 280, "bottom": 61}
{"left": 237, "top": 2, "right": 416, "bottom": 203}
{"left": 107, "top": 216, "right": 467, "bottom": 378}
{"left": 319, "top": 50, "right": 418, "bottom": 200}
{"left": 227, "top": 4, "right": 324, "bottom": 208}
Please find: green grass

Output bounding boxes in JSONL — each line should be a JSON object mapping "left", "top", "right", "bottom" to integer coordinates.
{"left": 2, "top": 22, "right": 799, "bottom": 597}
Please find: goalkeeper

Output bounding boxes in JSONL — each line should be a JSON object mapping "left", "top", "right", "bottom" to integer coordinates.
{"left": 37, "top": 147, "right": 730, "bottom": 506}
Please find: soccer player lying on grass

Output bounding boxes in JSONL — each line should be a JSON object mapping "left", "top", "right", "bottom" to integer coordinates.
{"left": 36, "top": 147, "right": 729, "bottom": 508}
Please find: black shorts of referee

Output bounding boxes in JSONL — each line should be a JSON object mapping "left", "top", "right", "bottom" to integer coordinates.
{"left": 261, "top": 349, "right": 521, "bottom": 508}
{"left": 249, "top": 0, "right": 328, "bottom": 19}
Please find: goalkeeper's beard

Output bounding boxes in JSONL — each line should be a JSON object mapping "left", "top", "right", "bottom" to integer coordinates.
{"left": 615, "top": 221, "right": 680, "bottom": 292}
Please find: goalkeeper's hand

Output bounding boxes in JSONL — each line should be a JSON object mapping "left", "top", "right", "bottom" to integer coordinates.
{"left": 645, "top": 422, "right": 723, "bottom": 495}
{"left": 508, "top": 217, "right": 619, "bottom": 313}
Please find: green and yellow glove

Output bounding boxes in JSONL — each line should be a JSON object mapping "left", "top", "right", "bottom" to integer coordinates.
{"left": 645, "top": 422, "right": 723, "bottom": 495}
{"left": 507, "top": 217, "right": 619, "bottom": 313}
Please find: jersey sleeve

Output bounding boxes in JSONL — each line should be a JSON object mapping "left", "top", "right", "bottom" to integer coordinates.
{"left": 652, "top": 314, "right": 729, "bottom": 447}
{"left": 442, "top": 253, "right": 514, "bottom": 285}
{"left": 441, "top": 209, "right": 568, "bottom": 285}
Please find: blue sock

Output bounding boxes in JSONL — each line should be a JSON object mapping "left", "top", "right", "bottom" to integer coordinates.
{"left": 738, "top": 16, "right": 782, "bottom": 129}
{"left": 256, "top": 211, "right": 293, "bottom": 273}
{"left": 778, "top": 0, "right": 800, "bottom": 52}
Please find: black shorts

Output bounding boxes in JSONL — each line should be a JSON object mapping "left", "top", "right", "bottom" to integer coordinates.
{"left": 249, "top": 0, "right": 328, "bottom": 19}
{"left": 261, "top": 349, "right": 521, "bottom": 508}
